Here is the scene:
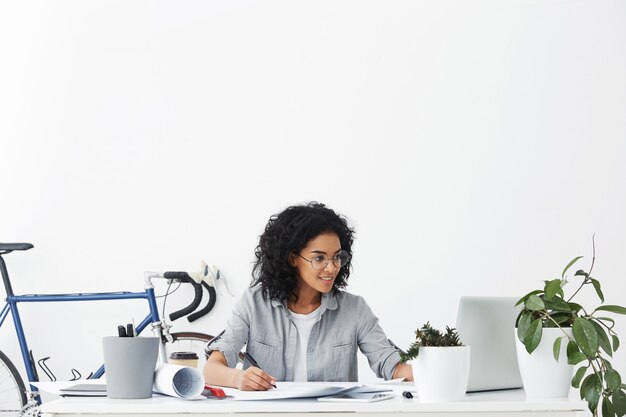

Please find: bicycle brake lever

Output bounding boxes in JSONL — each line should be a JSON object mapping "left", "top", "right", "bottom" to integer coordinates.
{"left": 188, "top": 261, "right": 208, "bottom": 284}
{"left": 213, "top": 267, "right": 234, "bottom": 297}
{"left": 204, "top": 264, "right": 217, "bottom": 289}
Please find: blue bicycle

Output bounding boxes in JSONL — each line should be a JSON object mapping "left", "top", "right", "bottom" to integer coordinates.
{"left": 0, "top": 242, "right": 219, "bottom": 417}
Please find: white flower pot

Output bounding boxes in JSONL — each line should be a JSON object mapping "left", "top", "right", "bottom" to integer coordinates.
{"left": 411, "top": 346, "right": 471, "bottom": 403}
{"left": 515, "top": 327, "right": 574, "bottom": 397}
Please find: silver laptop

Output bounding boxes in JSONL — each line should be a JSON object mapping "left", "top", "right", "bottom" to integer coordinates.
{"left": 455, "top": 296, "right": 523, "bottom": 392}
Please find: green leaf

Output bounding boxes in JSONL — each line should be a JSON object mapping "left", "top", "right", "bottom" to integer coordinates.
{"left": 517, "top": 311, "right": 532, "bottom": 343}
{"left": 553, "top": 336, "right": 563, "bottom": 361}
{"left": 567, "top": 340, "right": 579, "bottom": 356}
{"left": 606, "top": 369, "right": 622, "bottom": 390}
{"left": 544, "top": 297, "right": 572, "bottom": 312}
{"left": 568, "top": 351, "right": 588, "bottom": 365}
{"left": 571, "top": 366, "right": 588, "bottom": 388}
{"left": 550, "top": 313, "right": 574, "bottom": 326}
{"left": 562, "top": 256, "right": 583, "bottom": 278}
{"left": 613, "top": 335, "right": 620, "bottom": 352}
{"left": 613, "top": 389, "right": 626, "bottom": 416}
{"left": 596, "top": 305, "right": 626, "bottom": 315}
{"left": 573, "top": 317, "right": 599, "bottom": 358}
{"left": 525, "top": 295, "right": 545, "bottom": 311}
{"left": 590, "top": 319, "right": 612, "bottom": 357}
{"left": 603, "top": 397, "right": 616, "bottom": 417}
{"left": 590, "top": 278, "right": 605, "bottom": 303}
{"left": 567, "top": 341, "right": 587, "bottom": 365}
{"left": 523, "top": 319, "right": 543, "bottom": 354}
{"left": 515, "top": 290, "right": 543, "bottom": 306}
{"left": 580, "top": 373, "right": 601, "bottom": 414}
{"left": 596, "top": 316, "right": 616, "bottom": 327}
{"left": 545, "top": 279, "right": 562, "bottom": 301}
{"left": 575, "top": 269, "right": 589, "bottom": 277}
{"left": 569, "top": 302, "right": 584, "bottom": 313}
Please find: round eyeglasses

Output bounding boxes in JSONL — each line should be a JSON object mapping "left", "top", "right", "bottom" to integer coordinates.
{"left": 295, "top": 250, "right": 350, "bottom": 270}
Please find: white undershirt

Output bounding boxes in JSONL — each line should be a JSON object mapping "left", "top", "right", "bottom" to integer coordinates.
{"left": 288, "top": 307, "right": 321, "bottom": 382}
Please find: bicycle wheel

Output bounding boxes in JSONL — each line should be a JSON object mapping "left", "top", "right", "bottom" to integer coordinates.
{"left": 164, "top": 332, "right": 214, "bottom": 372}
{"left": 0, "top": 350, "right": 27, "bottom": 417}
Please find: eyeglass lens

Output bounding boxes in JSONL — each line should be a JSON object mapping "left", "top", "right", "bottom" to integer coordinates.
{"left": 312, "top": 251, "right": 349, "bottom": 269}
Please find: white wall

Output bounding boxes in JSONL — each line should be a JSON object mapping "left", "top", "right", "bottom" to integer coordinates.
{"left": 1, "top": 0, "right": 625, "bottom": 385}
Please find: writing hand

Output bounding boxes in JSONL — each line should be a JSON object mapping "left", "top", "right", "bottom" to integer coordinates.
{"left": 236, "top": 367, "right": 277, "bottom": 391}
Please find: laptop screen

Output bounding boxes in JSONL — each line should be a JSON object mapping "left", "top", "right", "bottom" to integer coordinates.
{"left": 455, "top": 296, "right": 523, "bottom": 392}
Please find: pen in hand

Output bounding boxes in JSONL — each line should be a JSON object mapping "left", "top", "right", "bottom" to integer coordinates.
{"left": 244, "top": 352, "right": 277, "bottom": 388}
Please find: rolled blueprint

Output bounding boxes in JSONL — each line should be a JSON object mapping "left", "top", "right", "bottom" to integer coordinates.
{"left": 153, "top": 363, "right": 204, "bottom": 399}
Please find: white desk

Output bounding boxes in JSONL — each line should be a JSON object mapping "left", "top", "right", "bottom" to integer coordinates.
{"left": 40, "top": 389, "right": 588, "bottom": 417}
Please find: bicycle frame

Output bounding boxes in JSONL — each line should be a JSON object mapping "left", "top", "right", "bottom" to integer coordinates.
{"left": 0, "top": 256, "right": 165, "bottom": 401}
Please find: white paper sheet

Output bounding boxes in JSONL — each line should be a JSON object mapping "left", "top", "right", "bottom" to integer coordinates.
{"left": 220, "top": 382, "right": 391, "bottom": 401}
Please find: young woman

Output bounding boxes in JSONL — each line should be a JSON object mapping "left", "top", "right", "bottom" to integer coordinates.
{"left": 203, "top": 202, "right": 413, "bottom": 390}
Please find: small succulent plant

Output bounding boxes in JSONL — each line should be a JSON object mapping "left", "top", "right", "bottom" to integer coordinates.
{"left": 399, "top": 322, "right": 463, "bottom": 363}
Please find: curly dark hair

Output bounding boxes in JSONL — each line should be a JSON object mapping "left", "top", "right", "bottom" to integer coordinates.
{"left": 251, "top": 202, "right": 355, "bottom": 302}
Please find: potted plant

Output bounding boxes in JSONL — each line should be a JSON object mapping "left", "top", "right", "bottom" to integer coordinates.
{"left": 400, "top": 322, "right": 470, "bottom": 403}
{"left": 516, "top": 240, "right": 626, "bottom": 417}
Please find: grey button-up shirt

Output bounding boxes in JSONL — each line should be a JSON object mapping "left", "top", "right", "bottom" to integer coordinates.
{"left": 207, "top": 286, "right": 401, "bottom": 382}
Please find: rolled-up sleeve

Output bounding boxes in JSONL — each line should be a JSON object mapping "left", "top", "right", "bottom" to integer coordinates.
{"left": 355, "top": 297, "right": 401, "bottom": 380}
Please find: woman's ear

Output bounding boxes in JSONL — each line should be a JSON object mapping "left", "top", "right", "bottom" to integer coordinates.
{"left": 288, "top": 253, "right": 297, "bottom": 267}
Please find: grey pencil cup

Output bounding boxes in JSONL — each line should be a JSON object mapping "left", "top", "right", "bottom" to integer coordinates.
{"left": 102, "top": 336, "right": 159, "bottom": 399}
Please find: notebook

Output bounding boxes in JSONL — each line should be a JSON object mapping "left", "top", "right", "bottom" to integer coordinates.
{"left": 59, "top": 383, "right": 107, "bottom": 397}
{"left": 455, "top": 296, "right": 523, "bottom": 392}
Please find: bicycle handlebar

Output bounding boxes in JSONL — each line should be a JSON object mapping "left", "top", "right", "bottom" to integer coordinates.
{"left": 163, "top": 271, "right": 216, "bottom": 322}
{"left": 187, "top": 281, "right": 217, "bottom": 322}
{"left": 162, "top": 271, "right": 192, "bottom": 281}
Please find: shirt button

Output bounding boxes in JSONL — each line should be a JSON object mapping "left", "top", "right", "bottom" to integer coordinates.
{"left": 307, "top": 348, "right": 313, "bottom": 353}
{"left": 308, "top": 372, "right": 313, "bottom": 377}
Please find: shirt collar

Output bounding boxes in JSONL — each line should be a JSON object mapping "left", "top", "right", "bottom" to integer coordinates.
{"left": 271, "top": 291, "right": 339, "bottom": 312}
{"left": 321, "top": 291, "right": 339, "bottom": 311}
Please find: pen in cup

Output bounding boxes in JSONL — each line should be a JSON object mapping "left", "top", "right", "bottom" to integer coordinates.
{"left": 117, "top": 323, "right": 135, "bottom": 337}
{"left": 244, "top": 352, "right": 277, "bottom": 388}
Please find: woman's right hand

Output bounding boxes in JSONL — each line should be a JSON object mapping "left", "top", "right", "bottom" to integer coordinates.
{"left": 204, "top": 350, "right": 277, "bottom": 391}
{"left": 236, "top": 367, "right": 277, "bottom": 391}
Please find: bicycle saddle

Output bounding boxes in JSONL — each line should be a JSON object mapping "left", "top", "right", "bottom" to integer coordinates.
{"left": 0, "top": 243, "right": 34, "bottom": 251}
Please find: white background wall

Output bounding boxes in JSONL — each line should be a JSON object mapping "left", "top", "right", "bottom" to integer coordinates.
{"left": 1, "top": 0, "right": 625, "bottom": 386}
